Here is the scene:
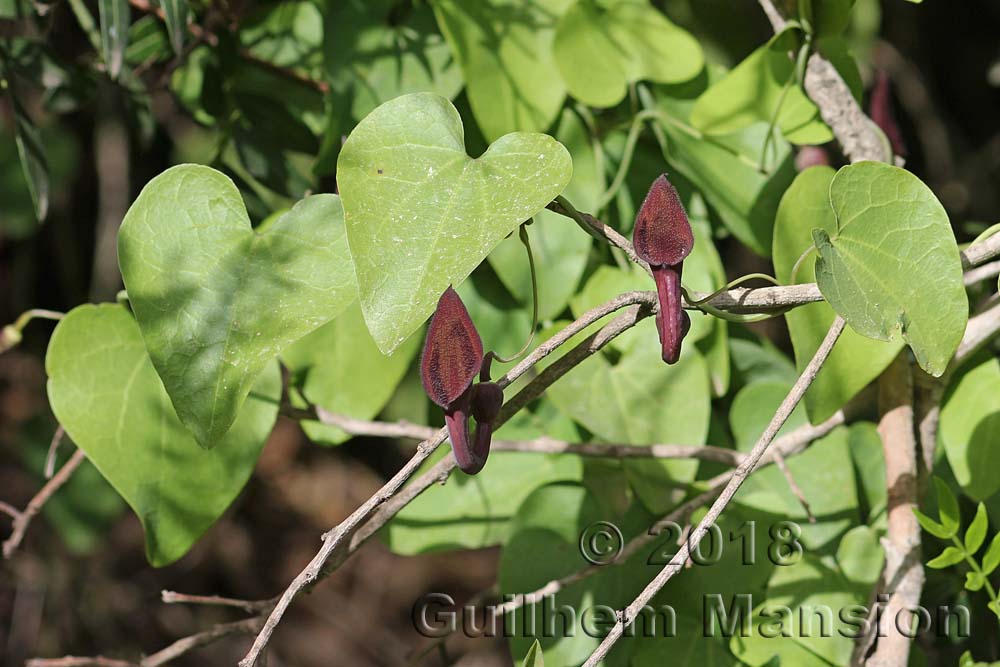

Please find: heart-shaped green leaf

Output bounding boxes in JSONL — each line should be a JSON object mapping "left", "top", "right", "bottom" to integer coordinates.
{"left": 813, "top": 161, "right": 967, "bottom": 376}
{"left": 553, "top": 0, "right": 703, "bottom": 108}
{"left": 46, "top": 304, "right": 280, "bottom": 566}
{"left": 118, "top": 164, "right": 355, "bottom": 447}
{"left": 337, "top": 92, "right": 572, "bottom": 353}
{"left": 773, "top": 166, "right": 901, "bottom": 422}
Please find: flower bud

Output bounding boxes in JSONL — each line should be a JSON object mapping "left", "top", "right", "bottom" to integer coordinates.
{"left": 420, "top": 287, "right": 489, "bottom": 475}
{"left": 632, "top": 175, "right": 695, "bottom": 364}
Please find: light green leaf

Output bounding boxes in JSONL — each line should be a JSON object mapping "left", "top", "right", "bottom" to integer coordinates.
{"left": 912, "top": 508, "right": 951, "bottom": 540}
{"left": 488, "top": 109, "right": 596, "bottom": 321}
{"left": 337, "top": 92, "right": 572, "bottom": 354}
{"left": 847, "top": 422, "right": 886, "bottom": 525}
{"left": 965, "top": 503, "right": 989, "bottom": 554}
{"left": 522, "top": 640, "right": 545, "bottom": 667}
{"left": 157, "top": 0, "right": 187, "bottom": 54}
{"left": 965, "top": 571, "right": 986, "bottom": 591}
{"left": 691, "top": 27, "right": 830, "bottom": 143}
{"left": 934, "top": 477, "right": 961, "bottom": 537}
{"left": 799, "top": 0, "right": 856, "bottom": 38}
{"left": 547, "top": 324, "right": 710, "bottom": 514}
{"left": 939, "top": 359, "right": 1000, "bottom": 501}
{"left": 813, "top": 161, "right": 967, "bottom": 376}
{"left": 553, "top": 0, "right": 703, "bottom": 108}
{"left": 10, "top": 94, "right": 49, "bottom": 222}
{"left": 118, "top": 164, "right": 356, "bottom": 447}
{"left": 982, "top": 533, "right": 1000, "bottom": 575}
{"left": 926, "top": 546, "right": 965, "bottom": 569}
{"left": 432, "top": 0, "right": 571, "bottom": 140}
{"left": 282, "top": 300, "right": 420, "bottom": 446}
{"left": 46, "top": 304, "right": 279, "bottom": 566}
{"left": 99, "top": 0, "right": 130, "bottom": 79}
{"left": 773, "top": 166, "right": 901, "bottom": 422}
{"left": 836, "top": 525, "right": 884, "bottom": 586}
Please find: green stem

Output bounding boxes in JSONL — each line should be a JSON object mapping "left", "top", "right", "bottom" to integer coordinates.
{"left": 492, "top": 225, "right": 539, "bottom": 364}
{"left": 685, "top": 273, "right": 782, "bottom": 306}
{"left": 2, "top": 309, "right": 65, "bottom": 353}
{"left": 968, "top": 222, "right": 1000, "bottom": 250}
{"left": 597, "top": 112, "right": 645, "bottom": 213}
{"left": 789, "top": 245, "right": 819, "bottom": 284}
{"left": 760, "top": 73, "right": 794, "bottom": 173}
{"left": 951, "top": 536, "right": 1000, "bottom": 628}
{"left": 554, "top": 195, "right": 605, "bottom": 243}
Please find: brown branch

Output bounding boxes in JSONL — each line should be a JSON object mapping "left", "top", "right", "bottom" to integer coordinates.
{"left": 865, "top": 354, "right": 924, "bottom": 667}
{"left": 580, "top": 316, "right": 847, "bottom": 666}
{"left": 3, "top": 447, "right": 87, "bottom": 559}
{"left": 758, "top": 0, "right": 889, "bottom": 163}
{"left": 25, "top": 657, "right": 135, "bottom": 667}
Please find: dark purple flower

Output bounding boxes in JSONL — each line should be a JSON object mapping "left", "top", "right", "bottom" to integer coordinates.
{"left": 421, "top": 287, "right": 494, "bottom": 474}
{"left": 633, "top": 175, "right": 694, "bottom": 364}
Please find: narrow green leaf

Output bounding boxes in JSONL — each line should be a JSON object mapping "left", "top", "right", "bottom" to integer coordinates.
{"left": 934, "top": 477, "right": 961, "bottom": 536}
{"left": 912, "top": 508, "right": 951, "bottom": 540}
{"left": 337, "top": 92, "right": 572, "bottom": 354}
{"left": 46, "top": 304, "right": 280, "bottom": 566}
{"left": 522, "top": 639, "right": 544, "bottom": 667}
{"left": 965, "top": 571, "right": 986, "bottom": 592}
{"left": 814, "top": 162, "right": 968, "bottom": 376}
{"left": 982, "top": 533, "right": 1000, "bottom": 576}
{"left": 99, "top": 0, "right": 131, "bottom": 79}
{"left": 926, "top": 546, "right": 965, "bottom": 569}
{"left": 157, "top": 0, "right": 188, "bottom": 54}
{"left": 118, "top": 164, "right": 356, "bottom": 447}
{"left": 10, "top": 94, "right": 49, "bottom": 221}
{"left": 989, "top": 600, "right": 1000, "bottom": 620}
{"left": 966, "top": 503, "right": 989, "bottom": 554}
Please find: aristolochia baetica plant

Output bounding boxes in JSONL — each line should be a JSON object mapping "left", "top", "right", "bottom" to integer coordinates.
{"left": 632, "top": 175, "right": 695, "bottom": 364}
{"left": 420, "top": 287, "right": 500, "bottom": 474}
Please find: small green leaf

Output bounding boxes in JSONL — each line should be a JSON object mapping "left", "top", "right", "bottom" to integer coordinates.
{"left": 989, "top": 600, "right": 1000, "bottom": 620}
{"left": 814, "top": 162, "right": 967, "bottom": 376}
{"left": 982, "top": 533, "right": 1000, "bottom": 576}
{"left": 553, "top": 0, "right": 703, "bottom": 108}
{"left": 926, "top": 546, "right": 965, "bottom": 569}
{"left": 965, "top": 571, "right": 986, "bottom": 592}
{"left": 157, "top": 0, "right": 188, "bottom": 54}
{"left": 800, "top": 0, "right": 856, "bottom": 38}
{"left": 522, "top": 639, "right": 545, "bottom": 667}
{"left": 966, "top": 503, "right": 989, "bottom": 554}
{"left": 912, "top": 508, "right": 951, "bottom": 540}
{"left": 337, "top": 92, "right": 572, "bottom": 354}
{"left": 118, "top": 164, "right": 356, "bottom": 447}
{"left": 46, "top": 304, "right": 280, "bottom": 566}
{"left": 9, "top": 94, "right": 49, "bottom": 222}
{"left": 934, "top": 477, "right": 961, "bottom": 536}
{"left": 98, "top": 0, "right": 130, "bottom": 79}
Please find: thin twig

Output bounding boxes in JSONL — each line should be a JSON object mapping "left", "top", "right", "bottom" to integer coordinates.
{"left": 25, "top": 657, "right": 135, "bottom": 667}
{"left": 772, "top": 451, "right": 816, "bottom": 523}
{"left": 3, "top": 448, "right": 87, "bottom": 559}
{"left": 160, "top": 591, "right": 273, "bottom": 615}
{"left": 580, "top": 316, "right": 846, "bottom": 666}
